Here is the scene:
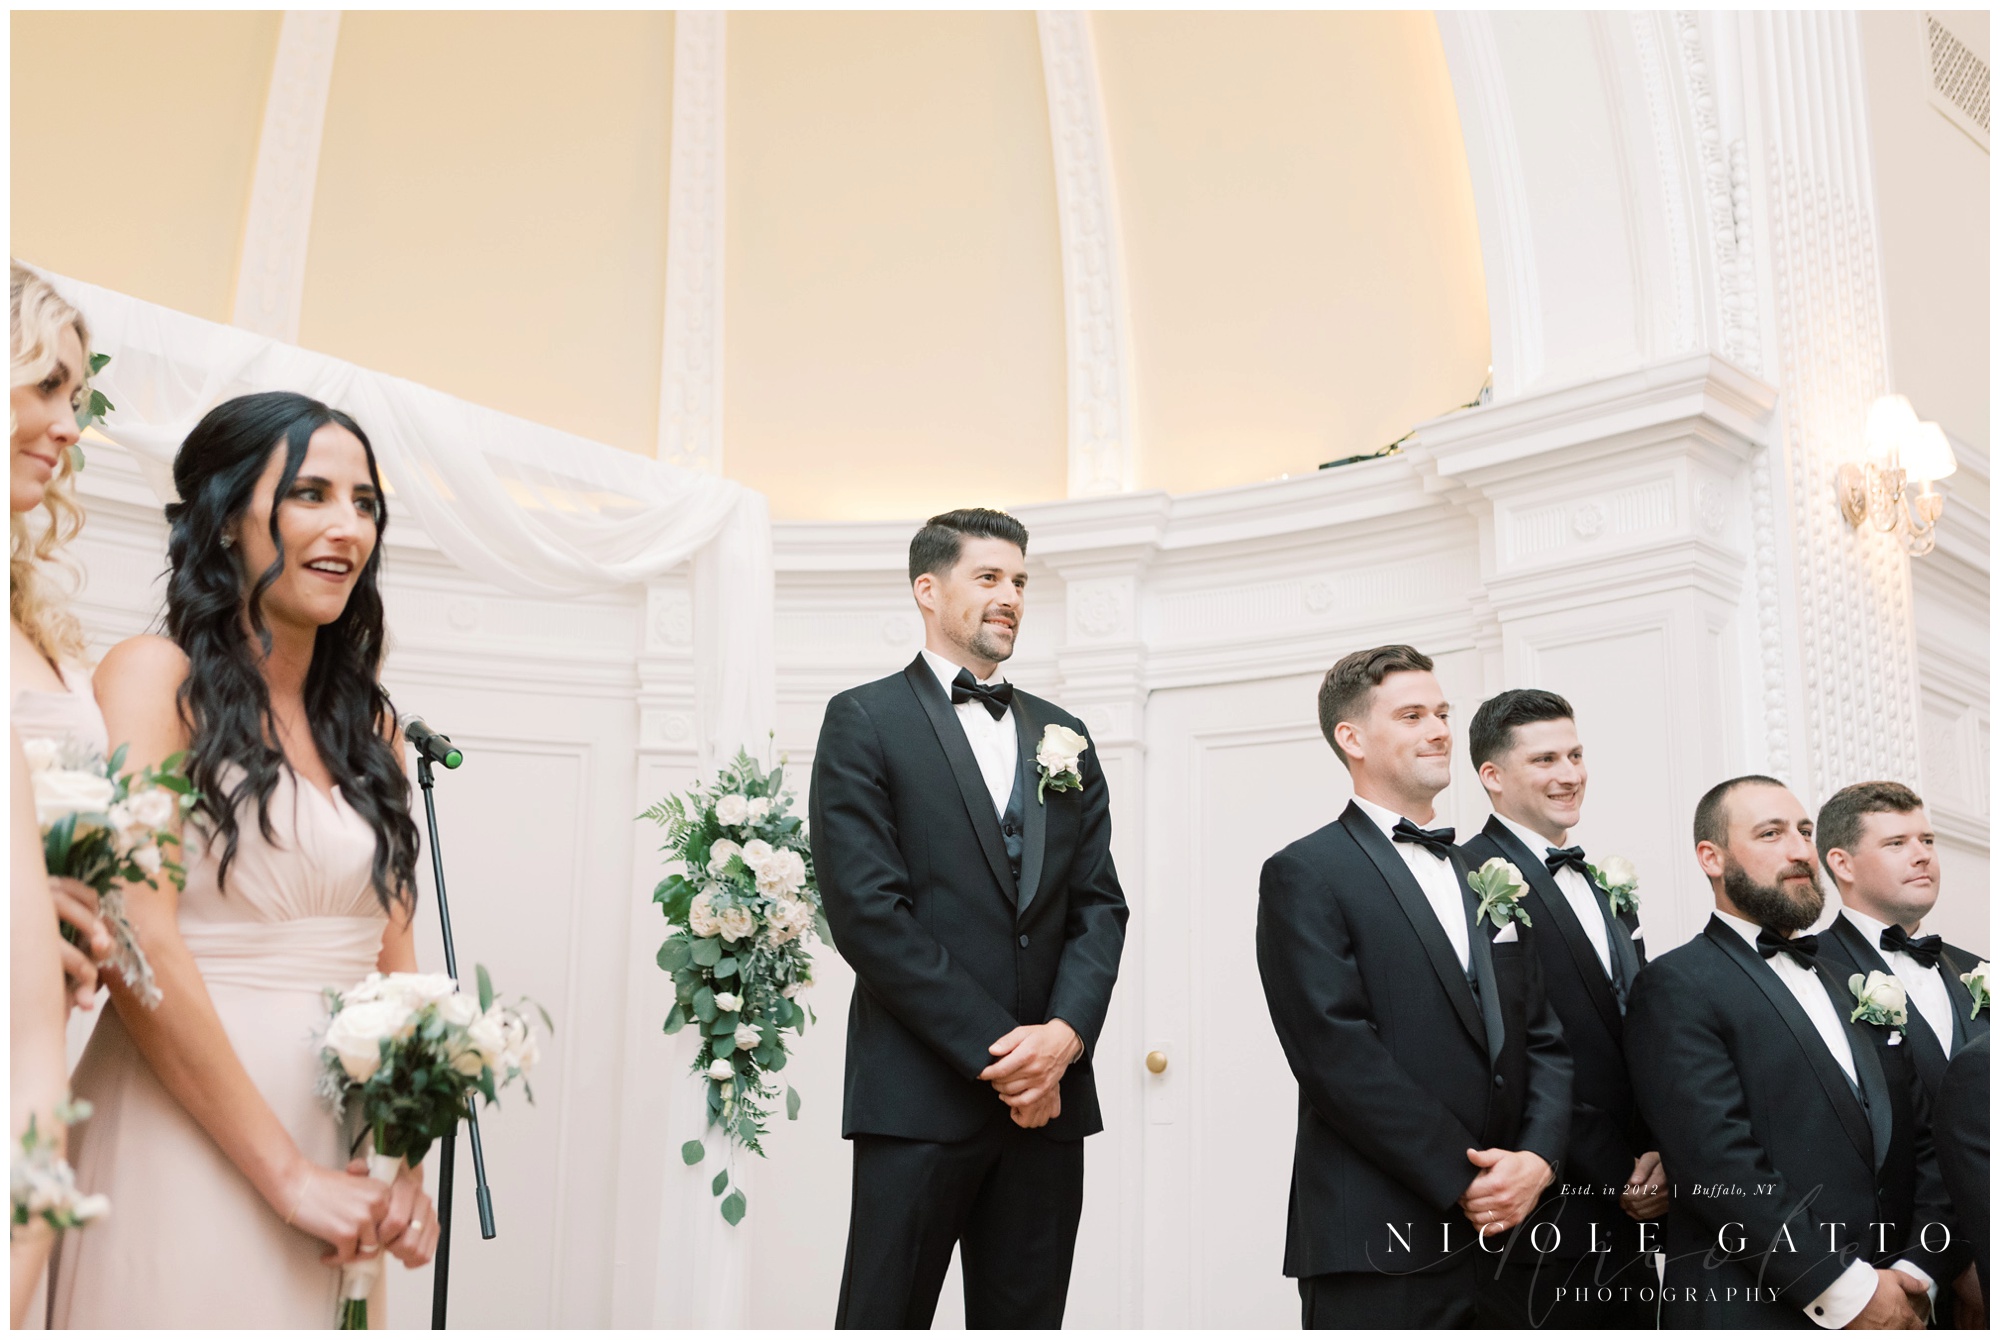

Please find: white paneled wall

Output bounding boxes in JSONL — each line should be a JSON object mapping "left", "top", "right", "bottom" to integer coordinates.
{"left": 58, "top": 335, "right": 1986, "bottom": 1326}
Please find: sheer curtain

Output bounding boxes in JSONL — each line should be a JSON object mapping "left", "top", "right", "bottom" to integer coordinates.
{"left": 43, "top": 269, "right": 774, "bottom": 757}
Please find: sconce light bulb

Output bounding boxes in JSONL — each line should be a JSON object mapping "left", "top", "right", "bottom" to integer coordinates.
{"left": 1865, "top": 395, "right": 1919, "bottom": 462}
{"left": 1902, "top": 422, "right": 1957, "bottom": 485}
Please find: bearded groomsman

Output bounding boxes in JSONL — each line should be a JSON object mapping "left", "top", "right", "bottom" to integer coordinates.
{"left": 1256, "top": 645, "right": 1571, "bottom": 1328}
{"left": 1459, "top": 689, "right": 1663, "bottom": 1328}
{"left": 1813, "top": 781, "right": 1985, "bottom": 1325}
{"left": 1625, "top": 776, "right": 1954, "bottom": 1329}
{"left": 810, "top": 509, "right": 1128, "bottom": 1329}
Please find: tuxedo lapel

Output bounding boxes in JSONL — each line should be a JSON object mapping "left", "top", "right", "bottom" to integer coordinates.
{"left": 1815, "top": 964, "right": 1896, "bottom": 1170}
{"left": 1012, "top": 696, "right": 1048, "bottom": 915}
{"left": 1482, "top": 817, "right": 1622, "bottom": 1039}
{"left": 1451, "top": 849, "right": 1506, "bottom": 1068}
{"left": 1939, "top": 944, "right": 1982, "bottom": 1052}
{"left": 1828, "top": 915, "right": 1950, "bottom": 1090}
{"left": 1706, "top": 918, "right": 1876, "bottom": 1167}
{"left": 1340, "top": 804, "right": 1486, "bottom": 1051}
{"left": 902, "top": 658, "right": 1014, "bottom": 900}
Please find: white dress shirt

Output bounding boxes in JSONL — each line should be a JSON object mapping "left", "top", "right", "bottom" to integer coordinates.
{"left": 1840, "top": 906, "right": 1956, "bottom": 1051}
{"left": 1496, "top": 814, "right": 1611, "bottom": 977}
{"left": 920, "top": 648, "right": 1017, "bottom": 817}
{"left": 1713, "top": 910, "right": 1934, "bottom": 1327}
{"left": 1352, "top": 796, "right": 1469, "bottom": 971}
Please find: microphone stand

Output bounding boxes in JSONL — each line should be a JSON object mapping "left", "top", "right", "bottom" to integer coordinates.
{"left": 416, "top": 751, "right": 497, "bottom": 1329}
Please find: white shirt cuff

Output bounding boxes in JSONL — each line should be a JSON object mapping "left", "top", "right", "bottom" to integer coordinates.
{"left": 1891, "top": 1259, "right": 1935, "bottom": 1305}
{"left": 1805, "top": 1259, "right": 1878, "bottom": 1329}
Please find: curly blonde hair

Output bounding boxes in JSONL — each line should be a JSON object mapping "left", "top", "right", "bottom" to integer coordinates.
{"left": 11, "top": 261, "right": 91, "bottom": 665}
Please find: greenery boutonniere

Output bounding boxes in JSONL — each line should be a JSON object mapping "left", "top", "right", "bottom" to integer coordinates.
{"left": 1847, "top": 970, "right": 1909, "bottom": 1028}
{"left": 1468, "top": 857, "right": 1533, "bottom": 930}
{"left": 1034, "top": 723, "right": 1087, "bottom": 803}
{"left": 1963, "top": 961, "right": 1989, "bottom": 1019}
{"left": 1586, "top": 854, "right": 1640, "bottom": 918}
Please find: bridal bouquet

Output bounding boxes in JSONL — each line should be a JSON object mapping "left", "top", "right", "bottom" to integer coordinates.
{"left": 642, "top": 749, "right": 824, "bottom": 1226}
{"left": 10, "top": 1098, "right": 108, "bottom": 1239}
{"left": 25, "top": 737, "right": 197, "bottom": 1007}
{"left": 317, "top": 968, "right": 546, "bottom": 1329}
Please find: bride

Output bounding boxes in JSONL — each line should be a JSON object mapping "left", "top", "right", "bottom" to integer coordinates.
{"left": 50, "top": 391, "right": 441, "bottom": 1327}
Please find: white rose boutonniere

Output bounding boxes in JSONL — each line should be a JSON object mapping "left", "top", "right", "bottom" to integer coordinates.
{"left": 1467, "top": 857, "right": 1534, "bottom": 930}
{"left": 1963, "top": 961, "right": 1989, "bottom": 1018}
{"left": 1035, "top": 724, "right": 1089, "bottom": 803}
{"left": 1586, "top": 855, "right": 1641, "bottom": 918}
{"left": 1847, "top": 971, "right": 1909, "bottom": 1028}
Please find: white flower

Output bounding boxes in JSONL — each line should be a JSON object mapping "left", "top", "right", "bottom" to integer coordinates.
{"left": 746, "top": 797, "right": 772, "bottom": 823}
{"left": 739, "top": 839, "right": 776, "bottom": 872}
{"left": 714, "top": 793, "right": 750, "bottom": 827}
{"left": 436, "top": 993, "right": 479, "bottom": 1027}
{"left": 765, "top": 897, "right": 814, "bottom": 946}
{"left": 753, "top": 848, "right": 807, "bottom": 896}
{"left": 707, "top": 1058, "right": 734, "bottom": 1083}
{"left": 718, "top": 906, "right": 755, "bottom": 943}
{"left": 466, "top": 1011, "right": 509, "bottom": 1068}
{"left": 781, "top": 981, "right": 806, "bottom": 999}
{"left": 131, "top": 844, "right": 163, "bottom": 876}
{"left": 1848, "top": 970, "right": 1908, "bottom": 1027}
{"left": 1965, "top": 961, "right": 1990, "bottom": 1018}
{"left": 388, "top": 972, "right": 460, "bottom": 1006}
{"left": 324, "top": 1000, "right": 411, "bottom": 1082}
{"left": 689, "top": 890, "right": 722, "bottom": 938}
{"left": 706, "top": 840, "right": 742, "bottom": 876}
{"left": 713, "top": 992, "right": 743, "bottom": 1013}
{"left": 21, "top": 737, "right": 60, "bottom": 772}
{"left": 734, "top": 1022, "right": 762, "bottom": 1050}
{"left": 1596, "top": 855, "right": 1638, "bottom": 889}
{"left": 1035, "top": 724, "right": 1088, "bottom": 780}
{"left": 32, "top": 768, "right": 116, "bottom": 826}
{"left": 125, "top": 787, "right": 178, "bottom": 833}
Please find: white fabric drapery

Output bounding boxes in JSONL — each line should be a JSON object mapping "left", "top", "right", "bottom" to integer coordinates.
{"left": 43, "top": 270, "right": 774, "bottom": 757}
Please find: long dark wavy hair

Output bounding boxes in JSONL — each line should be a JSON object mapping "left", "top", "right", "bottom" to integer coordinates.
{"left": 162, "top": 391, "right": 417, "bottom": 914}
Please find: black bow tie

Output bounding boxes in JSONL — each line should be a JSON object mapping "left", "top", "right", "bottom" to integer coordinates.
{"left": 1881, "top": 924, "right": 1943, "bottom": 970}
{"left": 950, "top": 668, "right": 1014, "bottom": 721}
{"left": 1545, "top": 845, "right": 1591, "bottom": 878}
{"left": 1392, "top": 818, "right": 1456, "bottom": 859}
{"left": 1756, "top": 927, "right": 1820, "bottom": 966}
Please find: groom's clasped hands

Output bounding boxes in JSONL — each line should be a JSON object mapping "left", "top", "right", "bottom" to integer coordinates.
{"left": 979, "top": 1018, "right": 1083, "bottom": 1128}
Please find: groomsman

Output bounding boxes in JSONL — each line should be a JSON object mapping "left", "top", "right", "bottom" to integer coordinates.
{"left": 809, "top": 509, "right": 1128, "bottom": 1328}
{"left": 1256, "top": 645, "right": 1571, "bottom": 1328}
{"left": 1813, "top": 780, "right": 1985, "bottom": 1324}
{"left": 1625, "top": 775, "right": 1954, "bottom": 1328}
{"left": 1459, "top": 689, "right": 1663, "bottom": 1328}
{"left": 1933, "top": 1034, "right": 1989, "bottom": 1317}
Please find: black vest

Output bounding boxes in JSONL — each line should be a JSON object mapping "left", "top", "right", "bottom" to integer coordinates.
{"left": 999, "top": 755, "right": 1026, "bottom": 883}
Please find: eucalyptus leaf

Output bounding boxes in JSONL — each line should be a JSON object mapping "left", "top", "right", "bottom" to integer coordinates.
{"left": 711, "top": 1168, "right": 729, "bottom": 1196}
{"left": 720, "top": 1189, "right": 746, "bottom": 1226}
{"left": 713, "top": 957, "right": 738, "bottom": 979}
{"left": 785, "top": 1085, "right": 801, "bottom": 1120}
{"left": 691, "top": 937, "right": 722, "bottom": 968}
{"left": 681, "top": 1139, "right": 705, "bottom": 1166}
{"left": 476, "top": 964, "right": 494, "bottom": 1011}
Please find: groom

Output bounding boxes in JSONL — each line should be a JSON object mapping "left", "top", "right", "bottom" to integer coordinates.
{"left": 810, "top": 508, "right": 1128, "bottom": 1329}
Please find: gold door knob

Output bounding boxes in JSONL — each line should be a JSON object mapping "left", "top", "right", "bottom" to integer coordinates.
{"left": 1145, "top": 1050, "right": 1169, "bottom": 1074}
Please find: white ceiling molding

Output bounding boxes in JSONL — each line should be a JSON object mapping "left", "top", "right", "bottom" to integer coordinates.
{"left": 655, "top": 11, "right": 727, "bottom": 475}
{"left": 230, "top": 11, "right": 340, "bottom": 343}
{"left": 1037, "top": 11, "right": 1137, "bottom": 498}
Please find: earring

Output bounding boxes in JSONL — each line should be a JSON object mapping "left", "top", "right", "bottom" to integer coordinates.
{"left": 220, "top": 535, "right": 235, "bottom": 550}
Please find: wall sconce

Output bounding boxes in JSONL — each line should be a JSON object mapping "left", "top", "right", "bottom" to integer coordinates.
{"left": 1836, "top": 395, "right": 1956, "bottom": 556}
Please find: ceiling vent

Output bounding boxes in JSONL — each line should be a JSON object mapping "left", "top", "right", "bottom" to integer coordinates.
{"left": 1923, "top": 13, "right": 1990, "bottom": 150}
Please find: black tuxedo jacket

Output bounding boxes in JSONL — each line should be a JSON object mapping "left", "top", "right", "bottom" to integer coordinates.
{"left": 1933, "top": 1032, "right": 1989, "bottom": 1298}
{"left": 1625, "top": 916, "right": 1954, "bottom": 1327}
{"left": 1816, "top": 912, "right": 1989, "bottom": 1099}
{"left": 1461, "top": 817, "right": 1651, "bottom": 1261}
{"left": 1256, "top": 802, "right": 1572, "bottom": 1278}
{"left": 809, "top": 656, "right": 1128, "bottom": 1144}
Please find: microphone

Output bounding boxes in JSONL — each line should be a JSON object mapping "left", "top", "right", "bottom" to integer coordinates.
{"left": 404, "top": 717, "right": 464, "bottom": 769}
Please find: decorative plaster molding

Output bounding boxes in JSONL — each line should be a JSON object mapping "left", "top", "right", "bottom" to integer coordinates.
{"left": 1036, "top": 12, "right": 1136, "bottom": 496}
{"left": 656, "top": 12, "right": 727, "bottom": 474}
{"left": 1754, "top": 11, "right": 1922, "bottom": 796}
{"left": 231, "top": 12, "right": 340, "bottom": 342}
{"left": 1675, "top": 12, "right": 1762, "bottom": 374}
{"left": 1628, "top": 13, "right": 1698, "bottom": 355}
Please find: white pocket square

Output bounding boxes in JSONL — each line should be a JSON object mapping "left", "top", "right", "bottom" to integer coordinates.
{"left": 1887, "top": 1030, "right": 1904, "bottom": 1046}
{"left": 1493, "top": 922, "right": 1519, "bottom": 944}
{"left": 1631, "top": 925, "right": 1645, "bottom": 941}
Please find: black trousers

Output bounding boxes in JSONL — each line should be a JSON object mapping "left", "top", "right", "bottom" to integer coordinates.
{"left": 1299, "top": 1258, "right": 1480, "bottom": 1329}
{"left": 834, "top": 1116, "right": 1085, "bottom": 1329}
{"left": 1476, "top": 1250, "right": 1660, "bottom": 1329}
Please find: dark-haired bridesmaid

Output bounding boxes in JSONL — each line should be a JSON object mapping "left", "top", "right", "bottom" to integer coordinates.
{"left": 50, "top": 391, "right": 441, "bottom": 1327}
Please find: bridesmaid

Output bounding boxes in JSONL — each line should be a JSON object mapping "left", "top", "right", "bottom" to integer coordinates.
{"left": 9, "top": 262, "right": 111, "bottom": 1008}
{"left": 51, "top": 392, "right": 440, "bottom": 1327}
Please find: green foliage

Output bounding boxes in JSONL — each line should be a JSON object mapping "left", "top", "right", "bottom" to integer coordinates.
{"left": 681, "top": 1139, "right": 706, "bottom": 1166}
{"left": 73, "top": 353, "right": 114, "bottom": 437}
{"left": 720, "top": 1189, "right": 747, "bottom": 1226}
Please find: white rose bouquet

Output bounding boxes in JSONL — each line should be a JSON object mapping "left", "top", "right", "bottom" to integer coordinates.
{"left": 317, "top": 967, "right": 546, "bottom": 1328}
{"left": 1962, "top": 961, "right": 1988, "bottom": 1019}
{"left": 26, "top": 737, "right": 198, "bottom": 1008}
{"left": 642, "top": 749, "right": 823, "bottom": 1226}
{"left": 10, "top": 1097, "right": 108, "bottom": 1240}
{"left": 1847, "top": 970, "right": 1908, "bottom": 1030}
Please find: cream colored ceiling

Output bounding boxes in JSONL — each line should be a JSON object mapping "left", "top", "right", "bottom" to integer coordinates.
{"left": 11, "top": 10, "right": 1490, "bottom": 521}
